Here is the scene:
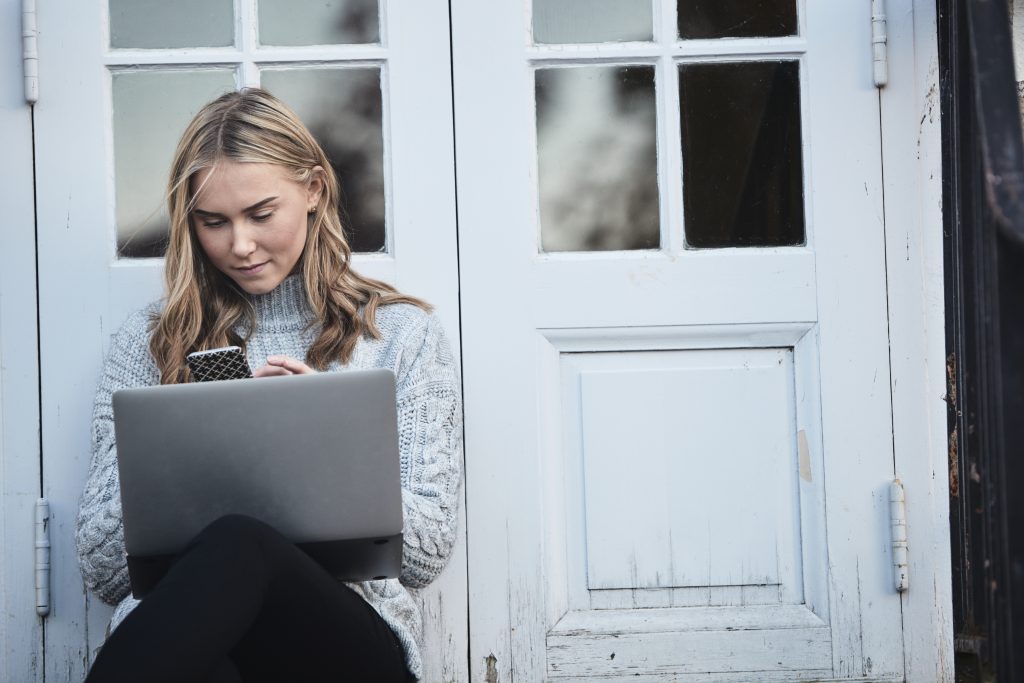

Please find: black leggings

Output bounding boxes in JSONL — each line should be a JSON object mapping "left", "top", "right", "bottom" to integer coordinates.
{"left": 85, "top": 515, "right": 412, "bottom": 683}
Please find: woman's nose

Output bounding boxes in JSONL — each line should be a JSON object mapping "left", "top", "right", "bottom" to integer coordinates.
{"left": 230, "top": 225, "right": 257, "bottom": 258}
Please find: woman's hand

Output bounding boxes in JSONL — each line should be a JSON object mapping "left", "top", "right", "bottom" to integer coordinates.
{"left": 252, "top": 355, "right": 317, "bottom": 377}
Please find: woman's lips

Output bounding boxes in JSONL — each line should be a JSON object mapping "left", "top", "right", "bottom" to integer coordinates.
{"left": 236, "top": 261, "right": 267, "bottom": 275}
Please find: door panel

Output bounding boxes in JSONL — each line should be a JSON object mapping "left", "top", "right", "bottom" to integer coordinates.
{"left": 33, "top": 1, "right": 463, "bottom": 679}
{"left": 454, "top": 0, "right": 903, "bottom": 679}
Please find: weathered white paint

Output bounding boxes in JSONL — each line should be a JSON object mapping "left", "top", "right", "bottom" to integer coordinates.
{"left": 454, "top": 0, "right": 909, "bottom": 679}
{"left": 32, "top": 1, "right": 465, "bottom": 679}
{"left": 0, "top": 0, "right": 43, "bottom": 677}
{"left": 549, "top": 676, "right": 900, "bottom": 683}
{"left": 547, "top": 627, "right": 832, "bottom": 677}
{"left": 573, "top": 348, "right": 798, "bottom": 592}
{"left": 879, "top": 1, "right": 954, "bottom": 680}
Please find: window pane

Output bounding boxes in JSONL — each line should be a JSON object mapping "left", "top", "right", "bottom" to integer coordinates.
{"left": 259, "top": 0, "right": 379, "bottom": 45}
{"left": 678, "top": 0, "right": 797, "bottom": 40}
{"left": 114, "top": 70, "right": 236, "bottom": 258}
{"left": 261, "top": 68, "right": 386, "bottom": 253}
{"left": 533, "top": 0, "right": 652, "bottom": 44}
{"left": 536, "top": 66, "right": 660, "bottom": 252}
{"left": 679, "top": 61, "right": 804, "bottom": 248}
{"left": 109, "top": 0, "right": 233, "bottom": 49}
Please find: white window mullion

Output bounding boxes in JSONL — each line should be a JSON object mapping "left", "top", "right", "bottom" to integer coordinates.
{"left": 238, "top": 0, "right": 260, "bottom": 86}
{"left": 658, "top": 0, "right": 683, "bottom": 254}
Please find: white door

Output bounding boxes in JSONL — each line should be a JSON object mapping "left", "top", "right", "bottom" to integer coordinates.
{"left": 32, "top": 1, "right": 465, "bottom": 680}
{"left": 455, "top": 0, "right": 905, "bottom": 680}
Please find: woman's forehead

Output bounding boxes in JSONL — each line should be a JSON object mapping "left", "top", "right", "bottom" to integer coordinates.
{"left": 191, "top": 162, "right": 299, "bottom": 207}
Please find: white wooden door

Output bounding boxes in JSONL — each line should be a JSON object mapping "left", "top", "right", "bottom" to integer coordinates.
{"left": 454, "top": 0, "right": 905, "bottom": 680}
{"left": 32, "top": 1, "right": 465, "bottom": 680}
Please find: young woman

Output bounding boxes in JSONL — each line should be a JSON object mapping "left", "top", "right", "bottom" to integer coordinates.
{"left": 75, "top": 88, "right": 462, "bottom": 682}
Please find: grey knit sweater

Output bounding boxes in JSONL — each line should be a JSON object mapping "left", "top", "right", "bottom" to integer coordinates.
{"left": 74, "top": 275, "right": 463, "bottom": 680}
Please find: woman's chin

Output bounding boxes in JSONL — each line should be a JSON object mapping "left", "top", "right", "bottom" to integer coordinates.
{"left": 230, "top": 272, "right": 285, "bottom": 296}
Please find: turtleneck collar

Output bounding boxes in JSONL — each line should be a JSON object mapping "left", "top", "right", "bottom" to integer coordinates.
{"left": 247, "top": 274, "right": 315, "bottom": 332}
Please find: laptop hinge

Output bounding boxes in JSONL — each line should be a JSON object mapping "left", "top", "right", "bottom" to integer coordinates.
{"left": 35, "top": 498, "right": 50, "bottom": 616}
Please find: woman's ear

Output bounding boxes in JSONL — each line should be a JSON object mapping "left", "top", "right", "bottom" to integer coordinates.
{"left": 306, "top": 166, "right": 326, "bottom": 211}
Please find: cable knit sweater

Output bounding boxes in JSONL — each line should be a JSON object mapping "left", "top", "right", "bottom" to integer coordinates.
{"left": 74, "top": 275, "right": 463, "bottom": 680}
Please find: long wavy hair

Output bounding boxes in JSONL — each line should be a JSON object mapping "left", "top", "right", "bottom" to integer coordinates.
{"left": 151, "top": 87, "right": 429, "bottom": 384}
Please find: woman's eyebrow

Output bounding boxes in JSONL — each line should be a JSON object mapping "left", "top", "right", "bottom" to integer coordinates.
{"left": 193, "top": 196, "right": 279, "bottom": 217}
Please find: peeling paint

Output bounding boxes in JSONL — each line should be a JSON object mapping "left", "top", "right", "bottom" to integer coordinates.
{"left": 485, "top": 654, "right": 498, "bottom": 683}
{"left": 798, "top": 429, "right": 812, "bottom": 482}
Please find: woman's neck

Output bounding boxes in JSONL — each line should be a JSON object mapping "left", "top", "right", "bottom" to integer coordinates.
{"left": 248, "top": 274, "right": 313, "bottom": 330}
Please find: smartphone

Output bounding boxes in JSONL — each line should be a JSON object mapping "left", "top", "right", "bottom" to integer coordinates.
{"left": 186, "top": 345, "right": 253, "bottom": 382}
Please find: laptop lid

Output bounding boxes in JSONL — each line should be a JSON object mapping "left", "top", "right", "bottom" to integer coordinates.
{"left": 112, "top": 369, "right": 403, "bottom": 595}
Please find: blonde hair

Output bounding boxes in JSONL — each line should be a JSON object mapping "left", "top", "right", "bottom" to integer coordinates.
{"left": 151, "top": 87, "right": 428, "bottom": 384}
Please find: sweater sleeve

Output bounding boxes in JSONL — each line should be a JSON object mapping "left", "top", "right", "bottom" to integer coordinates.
{"left": 75, "top": 309, "right": 160, "bottom": 605}
{"left": 393, "top": 313, "right": 464, "bottom": 589}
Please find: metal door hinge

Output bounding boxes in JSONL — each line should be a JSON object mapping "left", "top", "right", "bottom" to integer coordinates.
{"left": 35, "top": 499, "right": 50, "bottom": 616}
{"left": 889, "top": 480, "right": 908, "bottom": 592}
{"left": 872, "top": 0, "right": 889, "bottom": 88}
{"left": 23, "top": 0, "right": 38, "bottom": 104}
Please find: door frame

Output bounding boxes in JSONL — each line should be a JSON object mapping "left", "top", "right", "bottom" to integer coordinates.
{"left": 0, "top": 0, "right": 43, "bottom": 679}
{"left": 878, "top": 1, "right": 950, "bottom": 681}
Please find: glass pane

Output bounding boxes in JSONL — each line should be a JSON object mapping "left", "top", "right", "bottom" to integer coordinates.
{"left": 679, "top": 61, "right": 804, "bottom": 248}
{"left": 114, "top": 70, "right": 236, "bottom": 258}
{"left": 261, "top": 68, "right": 386, "bottom": 253}
{"left": 533, "top": 0, "right": 652, "bottom": 44}
{"left": 109, "top": 0, "right": 233, "bottom": 49}
{"left": 678, "top": 0, "right": 797, "bottom": 40}
{"left": 536, "top": 66, "right": 660, "bottom": 252}
{"left": 259, "top": 0, "right": 379, "bottom": 45}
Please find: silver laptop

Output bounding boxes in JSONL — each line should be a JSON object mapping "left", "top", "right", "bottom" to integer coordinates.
{"left": 112, "top": 369, "right": 403, "bottom": 598}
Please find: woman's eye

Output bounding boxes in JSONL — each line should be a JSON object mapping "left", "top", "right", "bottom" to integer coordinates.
{"left": 201, "top": 220, "right": 225, "bottom": 228}
{"left": 252, "top": 212, "right": 273, "bottom": 222}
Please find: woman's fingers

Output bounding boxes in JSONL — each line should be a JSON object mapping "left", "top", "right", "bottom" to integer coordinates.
{"left": 264, "top": 355, "right": 317, "bottom": 375}
{"left": 252, "top": 365, "right": 291, "bottom": 378}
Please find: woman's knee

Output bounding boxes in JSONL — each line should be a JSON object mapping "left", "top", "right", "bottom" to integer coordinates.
{"left": 193, "top": 514, "right": 278, "bottom": 549}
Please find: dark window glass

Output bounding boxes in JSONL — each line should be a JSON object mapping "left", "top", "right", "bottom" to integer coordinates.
{"left": 536, "top": 66, "right": 660, "bottom": 252}
{"left": 259, "top": 0, "right": 379, "bottom": 46}
{"left": 262, "top": 68, "right": 386, "bottom": 253}
{"left": 109, "top": 0, "right": 233, "bottom": 49}
{"left": 114, "top": 70, "right": 236, "bottom": 258}
{"left": 679, "top": 61, "right": 804, "bottom": 248}
{"left": 678, "top": 1, "right": 797, "bottom": 40}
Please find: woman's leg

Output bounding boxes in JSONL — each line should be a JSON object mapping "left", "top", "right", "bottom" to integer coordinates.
{"left": 85, "top": 515, "right": 410, "bottom": 683}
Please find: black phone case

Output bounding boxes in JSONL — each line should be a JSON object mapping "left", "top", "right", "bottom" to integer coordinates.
{"left": 186, "top": 347, "right": 253, "bottom": 382}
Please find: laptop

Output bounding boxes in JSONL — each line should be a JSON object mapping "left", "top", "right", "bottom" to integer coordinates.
{"left": 112, "top": 369, "right": 403, "bottom": 598}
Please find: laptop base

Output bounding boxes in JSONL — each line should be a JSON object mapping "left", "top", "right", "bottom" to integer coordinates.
{"left": 127, "top": 533, "right": 404, "bottom": 599}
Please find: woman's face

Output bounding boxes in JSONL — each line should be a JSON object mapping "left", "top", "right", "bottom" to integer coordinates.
{"left": 191, "top": 161, "right": 322, "bottom": 295}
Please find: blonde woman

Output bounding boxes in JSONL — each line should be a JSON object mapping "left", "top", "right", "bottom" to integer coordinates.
{"left": 75, "top": 88, "right": 462, "bottom": 682}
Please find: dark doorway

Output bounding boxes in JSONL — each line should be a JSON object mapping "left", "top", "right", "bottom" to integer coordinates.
{"left": 941, "top": 0, "right": 1024, "bottom": 679}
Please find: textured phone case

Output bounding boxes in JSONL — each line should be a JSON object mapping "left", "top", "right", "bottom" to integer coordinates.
{"left": 186, "top": 347, "right": 253, "bottom": 382}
